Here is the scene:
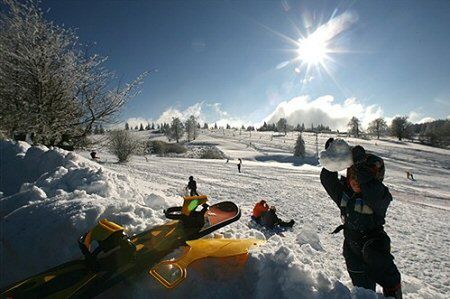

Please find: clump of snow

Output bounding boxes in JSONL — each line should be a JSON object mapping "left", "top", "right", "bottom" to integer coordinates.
{"left": 319, "top": 139, "right": 353, "bottom": 172}
{"left": 296, "top": 225, "right": 324, "bottom": 251}
{"left": 143, "top": 192, "right": 168, "bottom": 210}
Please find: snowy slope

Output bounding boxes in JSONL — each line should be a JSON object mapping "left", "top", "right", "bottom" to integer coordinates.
{"left": 0, "top": 132, "right": 448, "bottom": 298}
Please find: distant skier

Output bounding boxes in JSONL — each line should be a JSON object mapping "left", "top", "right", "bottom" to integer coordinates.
{"left": 237, "top": 158, "right": 242, "bottom": 173}
{"left": 406, "top": 171, "right": 415, "bottom": 181}
{"left": 186, "top": 176, "right": 199, "bottom": 196}
{"left": 252, "top": 200, "right": 294, "bottom": 229}
{"left": 320, "top": 138, "right": 402, "bottom": 299}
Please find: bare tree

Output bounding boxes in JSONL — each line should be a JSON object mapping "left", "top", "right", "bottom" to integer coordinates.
{"left": 348, "top": 117, "right": 361, "bottom": 138}
{"left": 0, "top": 0, "right": 147, "bottom": 146}
{"left": 185, "top": 115, "right": 198, "bottom": 142}
{"left": 277, "top": 118, "right": 289, "bottom": 135}
{"left": 109, "top": 130, "right": 138, "bottom": 162}
{"left": 390, "top": 116, "right": 412, "bottom": 141}
{"left": 368, "top": 118, "right": 388, "bottom": 139}
{"left": 167, "top": 117, "right": 184, "bottom": 143}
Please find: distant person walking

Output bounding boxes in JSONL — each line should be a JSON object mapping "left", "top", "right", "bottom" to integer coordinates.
{"left": 237, "top": 158, "right": 242, "bottom": 173}
{"left": 186, "top": 176, "right": 199, "bottom": 196}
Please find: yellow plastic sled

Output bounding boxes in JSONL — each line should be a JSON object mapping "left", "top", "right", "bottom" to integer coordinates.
{"left": 149, "top": 237, "right": 264, "bottom": 289}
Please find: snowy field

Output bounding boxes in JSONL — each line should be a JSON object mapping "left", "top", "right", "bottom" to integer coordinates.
{"left": 1, "top": 130, "right": 449, "bottom": 298}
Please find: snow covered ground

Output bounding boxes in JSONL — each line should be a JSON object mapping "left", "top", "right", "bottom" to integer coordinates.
{"left": 1, "top": 130, "right": 449, "bottom": 298}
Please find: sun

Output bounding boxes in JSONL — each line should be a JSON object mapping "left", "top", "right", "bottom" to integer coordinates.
{"left": 296, "top": 34, "right": 329, "bottom": 65}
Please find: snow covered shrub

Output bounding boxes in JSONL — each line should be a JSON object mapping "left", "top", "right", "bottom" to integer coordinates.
{"left": 166, "top": 143, "right": 187, "bottom": 154}
{"left": 201, "top": 148, "right": 225, "bottom": 159}
{"left": 109, "top": 130, "right": 138, "bottom": 162}
{"left": 294, "top": 133, "right": 305, "bottom": 157}
{"left": 148, "top": 141, "right": 186, "bottom": 156}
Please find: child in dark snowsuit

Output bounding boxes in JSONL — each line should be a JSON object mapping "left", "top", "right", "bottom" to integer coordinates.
{"left": 320, "top": 138, "right": 402, "bottom": 299}
{"left": 186, "top": 176, "right": 199, "bottom": 196}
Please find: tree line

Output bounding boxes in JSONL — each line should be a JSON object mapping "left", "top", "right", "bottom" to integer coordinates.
{"left": 348, "top": 116, "right": 449, "bottom": 147}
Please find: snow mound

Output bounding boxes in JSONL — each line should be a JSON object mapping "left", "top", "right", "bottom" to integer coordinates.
{"left": 319, "top": 139, "right": 353, "bottom": 172}
{"left": 0, "top": 141, "right": 161, "bottom": 286}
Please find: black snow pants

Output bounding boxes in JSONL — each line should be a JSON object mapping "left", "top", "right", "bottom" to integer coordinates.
{"left": 343, "top": 231, "right": 401, "bottom": 291}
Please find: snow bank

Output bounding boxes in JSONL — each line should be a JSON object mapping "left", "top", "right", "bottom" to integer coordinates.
{"left": 319, "top": 139, "right": 353, "bottom": 172}
{"left": 0, "top": 141, "right": 168, "bottom": 286}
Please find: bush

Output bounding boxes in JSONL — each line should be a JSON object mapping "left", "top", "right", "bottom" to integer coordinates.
{"left": 149, "top": 140, "right": 186, "bottom": 156}
{"left": 109, "top": 130, "right": 138, "bottom": 162}
{"left": 200, "top": 148, "right": 225, "bottom": 159}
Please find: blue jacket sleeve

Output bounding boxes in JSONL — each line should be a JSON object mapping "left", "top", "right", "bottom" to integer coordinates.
{"left": 355, "top": 165, "right": 392, "bottom": 218}
{"left": 320, "top": 168, "right": 343, "bottom": 208}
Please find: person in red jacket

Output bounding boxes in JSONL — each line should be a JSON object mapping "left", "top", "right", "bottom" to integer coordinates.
{"left": 252, "top": 200, "right": 294, "bottom": 229}
{"left": 252, "top": 200, "right": 269, "bottom": 221}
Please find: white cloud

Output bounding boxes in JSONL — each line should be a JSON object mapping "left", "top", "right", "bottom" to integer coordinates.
{"left": 124, "top": 102, "right": 250, "bottom": 129}
{"left": 408, "top": 111, "right": 435, "bottom": 124}
{"left": 263, "top": 95, "right": 383, "bottom": 131}
{"left": 300, "top": 10, "right": 358, "bottom": 52}
{"left": 418, "top": 117, "right": 435, "bottom": 124}
{"left": 434, "top": 97, "right": 449, "bottom": 106}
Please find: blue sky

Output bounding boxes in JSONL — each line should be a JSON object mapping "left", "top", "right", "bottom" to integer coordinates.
{"left": 42, "top": 0, "right": 450, "bottom": 129}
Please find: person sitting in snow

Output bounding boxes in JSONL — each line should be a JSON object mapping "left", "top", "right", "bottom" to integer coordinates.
{"left": 186, "top": 176, "right": 199, "bottom": 196}
{"left": 252, "top": 201, "right": 294, "bottom": 229}
{"left": 90, "top": 150, "right": 99, "bottom": 160}
{"left": 320, "top": 138, "right": 402, "bottom": 299}
{"left": 251, "top": 200, "right": 270, "bottom": 222}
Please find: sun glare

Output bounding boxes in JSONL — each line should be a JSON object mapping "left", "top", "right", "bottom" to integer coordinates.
{"left": 297, "top": 34, "right": 329, "bottom": 65}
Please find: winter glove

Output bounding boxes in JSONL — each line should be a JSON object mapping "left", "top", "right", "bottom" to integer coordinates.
{"left": 325, "top": 138, "right": 334, "bottom": 149}
{"left": 352, "top": 145, "right": 366, "bottom": 165}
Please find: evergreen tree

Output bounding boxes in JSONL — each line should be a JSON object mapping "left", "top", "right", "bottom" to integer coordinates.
{"left": 258, "top": 122, "right": 268, "bottom": 131}
{"left": 125, "top": 123, "right": 130, "bottom": 130}
{"left": 139, "top": 123, "right": 144, "bottom": 131}
{"left": 167, "top": 117, "right": 184, "bottom": 143}
{"left": 294, "top": 133, "right": 306, "bottom": 157}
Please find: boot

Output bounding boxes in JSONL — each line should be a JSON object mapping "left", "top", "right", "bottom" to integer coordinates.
{"left": 383, "top": 283, "right": 402, "bottom": 299}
